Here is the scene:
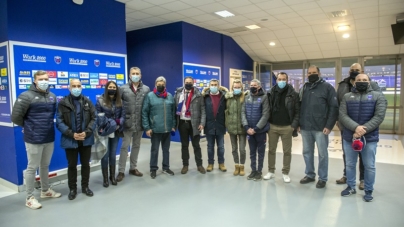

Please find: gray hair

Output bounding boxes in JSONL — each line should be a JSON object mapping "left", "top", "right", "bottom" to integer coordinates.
{"left": 155, "top": 76, "right": 166, "bottom": 85}
{"left": 251, "top": 79, "right": 261, "bottom": 86}
{"left": 209, "top": 79, "right": 219, "bottom": 84}
{"left": 129, "top": 67, "right": 141, "bottom": 73}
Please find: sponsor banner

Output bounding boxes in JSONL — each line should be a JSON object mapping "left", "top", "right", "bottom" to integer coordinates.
{"left": 19, "top": 77, "right": 32, "bottom": 85}
{"left": 99, "top": 73, "right": 107, "bottom": 79}
{"left": 90, "top": 73, "right": 99, "bottom": 78}
{"left": 183, "top": 63, "right": 220, "bottom": 92}
{"left": 19, "top": 70, "right": 31, "bottom": 76}
{"left": 57, "top": 71, "right": 68, "bottom": 78}
{"left": 116, "top": 74, "right": 124, "bottom": 80}
{"left": 49, "top": 78, "right": 57, "bottom": 85}
{"left": 90, "top": 79, "right": 99, "bottom": 85}
{"left": 69, "top": 72, "right": 79, "bottom": 78}
{"left": 47, "top": 71, "right": 57, "bottom": 78}
{"left": 80, "top": 72, "right": 89, "bottom": 79}
{"left": 99, "top": 79, "right": 108, "bottom": 85}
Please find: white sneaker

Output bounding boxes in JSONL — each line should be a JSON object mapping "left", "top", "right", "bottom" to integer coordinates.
{"left": 283, "top": 174, "right": 291, "bottom": 183}
{"left": 40, "top": 188, "right": 62, "bottom": 198}
{"left": 263, "top": 172, "right": 274, "bottom": 180}
{"left": 26, "top": 196, "right": 42, "bottom": 210}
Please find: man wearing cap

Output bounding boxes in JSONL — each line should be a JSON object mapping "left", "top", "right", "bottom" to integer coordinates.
{"left": 339, "top": 73, "right": 387, "bottom": 202}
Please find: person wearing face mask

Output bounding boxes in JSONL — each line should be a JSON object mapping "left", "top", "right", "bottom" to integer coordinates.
{"left": 56, "top": 79, "right": 96, "bottom": 200}
{"left": 225, "top": 79, "right": 247, "bottom": 176}
{"left": 12, "top": 70, "right": 61, "bottom": 209}
{"left": 264, "top": 72, "right": 300, "bottom": 183}
{"left": 142, "top": 76, "right": 176, "bottom": 179}
{"left": 336, "top": 63, "right": 380, "bottom": 188}
{"left": 298, "top": 65, "right": 339, "bottom": 189}
{"left": 116, "top": 67, "right": 150, "bottom": 182}
{"left": 339, "top": 74, "right": 387, "bottom": 202}
{"left": 242, "top": 79, "right": 270, "bottom": 181}
{"left": 95, "top": 81, "right": 124, "bottom": 187}
{"left": 202, "top": 79, "right": 228, "bottom": 172}
{"left": 174, "top": 76, "right": 206, "bottom": 174}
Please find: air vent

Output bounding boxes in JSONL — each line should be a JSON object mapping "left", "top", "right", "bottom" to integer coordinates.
{"left": 328, "top": 10, "right": 348, "bottom": 18}
{"left": 223, "top": 27, "right": 249, "bottom": 33}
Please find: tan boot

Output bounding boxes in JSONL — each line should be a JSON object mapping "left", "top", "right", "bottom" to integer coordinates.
{"left": 219, "top": 163, "right": 227, "bottom": 172}
{"left": 239, "top": 165, "right": 245, "bottom": 176}
{"left": 233, "top": 164, "right": 240, "bottom": 176}
{"left": 206, "top": 164, "right": 213, "bottom": 172}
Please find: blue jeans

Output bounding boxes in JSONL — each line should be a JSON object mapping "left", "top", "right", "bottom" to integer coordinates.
{"left": 343, "top": 140, "right": 377, "bottom": 191}
{"left": 101, "top": 136, "right": 119, "bottom": 168}
{"left": 248, "top": 132, "right": 267, "bottom": 172}
{"left": 301, "top": 130, "right": 329, "bottom": 181}
{"left": 206, "top": 134, "right": 225, "bottom": 164}
{"left": 150, "top": 132, "right": 171, "bottom": 171}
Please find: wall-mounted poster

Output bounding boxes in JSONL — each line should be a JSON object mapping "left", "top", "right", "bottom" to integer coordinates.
{"left": 0, "top": 42, "right": 11, "bottom": 125}
{"left": 229, "top": 68, "right": 254, "bottom": 90}
{"left": 183, "top": 63, "right": 220, "bottom": 91}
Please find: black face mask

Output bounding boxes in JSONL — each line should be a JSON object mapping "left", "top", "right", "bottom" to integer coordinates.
{"left": 107, "top": 89, "right": 116, "bottom": 95}
{"left": 349, "top": 71, "right": 360, "bottom": 80}
{"left": 355, "top": 82, "right": 369, "bottom": 92}
{"left": 185, "top": 83, "right": 193, "bottom": 90}
{"left": 157, "top": 85, "right": 165, "bottom": 92}
{"left": 308, "top": 74, "right": 319, "bottom": 83}
{"left": 250, "top": 87, "right": 258, "bottom": 94}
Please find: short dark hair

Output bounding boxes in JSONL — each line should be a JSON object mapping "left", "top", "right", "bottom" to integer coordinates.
{"left": 34, "top": 70, "right": 47, "bottom": 80}
{"left": 276, "top": 72, "right": 288, "bottom": 80}
{"left": 184, "top": 76, "right": 193, "bottom": 81}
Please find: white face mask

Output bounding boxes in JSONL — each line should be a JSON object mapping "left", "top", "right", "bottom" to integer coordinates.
{"left": 37, "top": 80, "right": 49, "bottom": 91}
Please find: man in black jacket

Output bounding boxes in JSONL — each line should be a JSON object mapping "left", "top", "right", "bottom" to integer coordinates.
{"left": 299, "top": 66, "right": 339, "bottom": 189}
{"left": 264, "top": 72, "right": 300, "bottom": 183}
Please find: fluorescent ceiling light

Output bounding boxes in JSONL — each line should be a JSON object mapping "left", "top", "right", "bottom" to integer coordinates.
{"left": 215, "top": 10, "right": 235, "bottom": 18}
{"left": 338, "top": 25, "right": 350, "bottom": 31}
{"left": 269, "top": 42, "right": 276, "bottom": 46}
{"left": 246, "top": 25, "right": 260, "bottom": 30}
{"left": 342, "top": 33, "right": 350, "bottom": 38}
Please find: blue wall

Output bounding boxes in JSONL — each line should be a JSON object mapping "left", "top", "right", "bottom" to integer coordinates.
{"left": 0, "top": 127, "right": 18, "bottom": 184}
{"left": 0, "top": 0, "right": 7, "bottom": 43}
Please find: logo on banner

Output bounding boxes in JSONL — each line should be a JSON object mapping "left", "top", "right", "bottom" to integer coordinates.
{"left": 19, "top": 71, "right": 30, "bottom": 76}
{"left": 116, "top": 74, "right": 124, "bottom": 80}
{"left": 61, "top": 85, "right": 68, "bottom": 89}
{"left": 54, "top": 56, "right": 62, "bottom": 64}
{"left": 49, "top": 78, "right": 57, "bottom": 85}
{"left": 85, "top": 85, "right": 91, "bottom": 88}
{"left": 200, "top": 71, "right": 206, "bottom": 75}
{"left": 69, "top": 72, "right": 79, "bottom": 78}
{"left": 91, "top": 85, "right": 97, "bottom": 89}
{"left": 90, "top": 73, "right": 99, "bottom": 79}
{"left": 117, "top": 80, "right": 124, "bottom": 85}
{"left": 1, "top": 68, "right": 7, "bottom": 76}
{"left": 49, "top": 85, "right": 55, "bottom": 89}
{"left": 46, "top": 71, "right": 57, "bottom": 78}
{"left": 55, "top": 85, "right": 62, "bottom": 89}
{"left": 19, "top": 85, "right": 27, "bottom": 89}
{"left": 106, "top": 61, "right": 121, "bottom": 68}
{"left": 2, "top": 78, "right": 8, "bottom": 84}
{"left": 56, "top": 96, "right": 63, "bottom": 102}
{"left": 94, "top": 59, "right": 100, "bottom": 67}
{"left": 58, "top": 79, "right": 69, "bottom": 84}
{"left": 99, "top": 79, "right": 107, "bottom": 85}
{"left": 69, "top": 58, "right": 88, "bottom": 66}
{"left": 195, "top": 70, "right": 198, "bottom": 74}
{"left": 80, "top": 73, "right": 89, "bottom": 79}
{"left": 0, "top": 85, "right": 7, "bottom": 90}
{"left": 208, "top": 71, "right": 211, "bottom": 75}
{"left": 23, "top": 54, "right": 46, "bottom": 63}
{"left": 99, "top": 73, "right": 107, "bottom": 79}
{"left": 57, "top": 71, "right": 68, "bottom": 78}
{"left": 212, "top": 72, "right": 218, "bottom": 76}
{"left": 186, "top": 69, "right": 193, "bottom": 74}
{"left": 0, "top": 56, "right": 4, "bottom": 63}
{"left": 0, "top": 96, "right": 7, "bottom": 103}
{"left": 108, "top": 74, "right": 115, "bottom": 79}
{"left": 81, "top": 79, "right": 89, "bottom": 85}
{"left": 19, "top": 77, "right": 32, "bottom": 85}
{"left": 49, "top": 96, "right": 54, "bottom": 102}
{"left": 90, "top": 79, "right": 99, "bottom": 85}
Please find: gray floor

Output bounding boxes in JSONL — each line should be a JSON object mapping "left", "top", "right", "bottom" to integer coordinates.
{"left": 0, "top": 136, "right": 404, "bottom": 227}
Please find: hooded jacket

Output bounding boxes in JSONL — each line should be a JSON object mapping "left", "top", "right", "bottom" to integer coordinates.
{"left": 225, "top": 90, "right": 246, "bottom": 135}
{"left": 202, "top": 86, "right": 228, "bottom": 135}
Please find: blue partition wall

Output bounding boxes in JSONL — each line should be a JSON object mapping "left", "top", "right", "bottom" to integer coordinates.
{"left": 0, "top": 0, "right": 126, "bottom": 186}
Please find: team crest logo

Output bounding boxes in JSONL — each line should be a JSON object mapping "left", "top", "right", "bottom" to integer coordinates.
{"left": 54, "top": 56, "right": 62, "bottom": 64}
{"left": 94, "top": 59, "right": 100, "bottom": 67}
{"left": 49, "top": 96, "right": 54, "bottom": 102}
{"left": 195, "top": 70, "right": 198, "bottom": 74}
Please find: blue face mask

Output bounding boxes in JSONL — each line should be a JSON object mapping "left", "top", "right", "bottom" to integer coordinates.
{"left": 131, "top": 75, "right": 140, "bottom": 83}
{"left": 233, "top": 88, "right": 242, "bottom": 95}
{"left": 37, "top": 80, "right": 49, "bottom": 91}
{"left": 71, "top": 88, "right": 82, "bottom": 97}
{"left": 277, "top": 81, "right": 287, "bottom": 89}
{"left": 210, "top": 86, "right": 218, "bottom": 94}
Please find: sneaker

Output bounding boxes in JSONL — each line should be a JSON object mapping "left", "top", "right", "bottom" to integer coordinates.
{"left": 341, "top": 186, "right": 356, "bottom": 197}
{"left": 26, "top": 196, "right": 42, "bottom": 210}
{"left": 263, "top": 172, "right": 274, "bottom": 180}
{"left": 40, "top": 188, "right": 62, "bottom": 198}
{"left": 151, "top": 170, "right": 157, "bottom": 179}
{"left": 336, "top": 176, "right": 347, "bottom": 184}
{"left": 363, "top": 190, "right": 373, "bottom": 202}
{"left": 253, "top": 171, "right": 262, "bottom": 181}
{"left": 162, "top": 169, "right": 174, "bottom": 176}
{"left": 300, "top": 176, "right": 315, "bottom": 184}
{"left": 247, "top": 171, "right": 256, "bottom": 180}
{"left": 316, "top": 180, "right": 326, "bottom": 189}
{"left": 359, "top": 180, "right": 365, "bottom": 190}
{"left": 283, "top": 174, "right": 291, "bottom": 183}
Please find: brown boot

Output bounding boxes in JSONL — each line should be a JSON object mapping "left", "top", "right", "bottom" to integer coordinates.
{"left": 129, "top": 169, "right": 143, "bottom": 177}
{"left": 206, "top": 164, "right": 213, "bottom": 172}
{"left": 116, "top": 172, "right": 125, "bottom": 182}
{"left": 219, "top": 163, "right": 227, "bottom": 172}
{"left": 359, "top": 180, "right": 365, "bottom": 190}
{"left": 102, "top": 168, "right": 109, "bottom": 188}
{"left": 239, "top": 165, "right": 245, "bottom": 176}
{"left": 197, "top": 166, "right": 206, "bottom": 174}
{"left": 233, "top": 164, "right": 240, "bottom": 176}
{"left": 109, "top": 165, "right": 117, "bottom": 186}
{"left": 181, "top": 166, "right": 188, "bottom": 174}
{"left": 336, "top": 176, "right": 347, "bottom": 184}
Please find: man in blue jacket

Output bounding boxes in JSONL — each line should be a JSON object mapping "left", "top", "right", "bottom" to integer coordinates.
{"left": 339, "top": 73, "right": 387, "bottom": 202}
{"left": 56, "top": 79, "right": 96, "bottom": 200}
{"left": 12, "top": 70, "right": 61, "bottom": 210}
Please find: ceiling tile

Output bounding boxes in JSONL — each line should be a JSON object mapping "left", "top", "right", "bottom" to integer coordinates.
{"left": 160, "top": 1, "right": 192, "bottom": 11}
{"left": 274, "top": 29, "right": 295, "bottom": 38}
{"left": 181, "top": 18, "right": 199, "bottom": 24}
{"left": 359, "top": 47, "right": 379, "bottom": 56}
{"left": 203, "top": 19, "right": 230, "bottom": 26}
{"left": 232, "top": 36, "right": 246, "bottom": 44}
{"left": 159, "top": 12, "right": 186, "bottom": 21}
{"left": 311, "top": 24, "right": 334, "bottom": 34}
{"left": 315, "top": 33, "right": 337, "bottom": 43}
{"left": 353, "top": 12, "right": 378, "bottom": 20}
{"left": 142, "top": 6, "right": 172, "bottom": 16}
{"left": 143, "top": 17, "right": 170, "bottom": 24}
{"left": 302, "top": 13, "right": 329, "bottom": 21}
{"left": 126, "top": 11, "right": 153, "bottom": 20}
{"left": 283, "top": 0, "right": 313, "bottom": 5}
{"left": 238, "top": 43, "right": 251, "bottom": 50}
{"left": 231, "top": 4, "right": 262, "bottom": 14}
{"left": 297, "top": 7, "right": 324, "bottom": 16}
{"left": 274, "top": 12, "right": 301, "bottom": 20}
{"left": 356, "top": 28, "right": 379, "bottom": 40}
{"left": 253, "top": 49, "right": 272, "bottom": 55}
{"left": 320, "top": 4, "right": 350, "bottom": 13}
{"left": 305, "top": 51, "right": 323, "bottom": 59}
{"left": 240, "top": 34, "right": 261, "bottom": 42}
{"left": 254, "top": 0, "right": 287, "bottom": 10}
{"left": 279, "top": 37, "right": 300, "bottom": 46}
{"left": 355, "top": 17, "right": 379, "bottom": 29}
{"left": 317, "top": 0, "right": 343, "bottom": 7}
{"left": 338, "top": 40, "right": 359, "bottom": 49}
{"left": 192, "top": 14, "right": 218, "bottom": 22}
{"left": 322, "top": 50, "right": 341, "bottom": 59}
{"left": 349, "top": 0, "right": 378, "bottom": 8}
{"left": 292, "top": 26, "right": 314, "bottom": 36}
{"left": 281, "top": 17, "right": 304, "bottom": 24}
{"left": 289, "top": 53, "right": 307, "bottom": 60}
{"left": 319, "top": 42, "right": 339, "bottom": 50}
{"left": 297, "top": 35, "right": 318, "bottom": 45}
{"left": 220, "top": 0, "right": 252, "bottom": 8}
{"left": 180, "top": 0, "right": 216, "bottom": 7}
{"left": 266, "top": 6, "right": 294, "bottom": 15}
{"left": 379, "top": 2, "right": 403, "bottom": 11}
{"left": 257, "top": 31, "right": 278, "bottom": 41}
{"left": 143, "top": 0, "right": 175, "bottom": 4}
{"left": 248, "top": 41, "right": 268, "bottom": 50}
{"left": 340, "top": 49, "right": 359, "bottom": 57}
{"left": 289, "top": 1, "right": 320, "bottom": 10}
{"left": 215, "top": 23, "right": 238, "bottom": 30}
{"left": 379, "top": 45, "right": 400, "bottom": 55}
{"left": 176, "top": 8, "right": 206, "bottom": 17}
{"left": 223, "top": 15, "right": 249, "bottom": 23}
{"left": 261, "top": 55, "right": 277, "bottom": 62}
{"left": 358, "top": 38, "right": 379, "bottom": 48}
{"left": 379, "top": 37, "right": 395, "bottom": 46}
{"left": 268, "top": 47, "right": 287, "bottom": 55}
{"left": 379, "top": 26, "right": 393, "bottom": 38}
{"left": 242, "top": 10, "right": 272, "bottom": 20}
{"left": 301, "top": 44, "right": 321, "bottom": 52}
{"left": 125, "top": 0, "right": 155, "bottom": 10}
{"left": 125, "top": 7, "right": 136, "bottom": 14}
{"left": 284, "top": 45, "right": 304, "bottom": 54}
{"left": 378, "top": 15, "right": 396, "bottom": 28}
{"left": 379, "top": 8, "right": 404, "bottom": 17}
{"left": 352, "top": 5, "right": 378, "bottom": 14}
{"left": 274, "top": 54, "right": 291, "bottom": 62}
{"left": 288, "top": 21, "right": 311, "bottom": 28}
{"left": 268, "top": 24, "right": 291, "bottom": 30}
{"left": 307, "top": 19, "right": 332, "bottom": 26}
{"left": 197, "top": 3, "right": 227, "bottom": 13}
{"left": 401, "top": 45, "right": 404, "bottom": 54}
{"left": 335, "top": 31, "right": 357, "bottom": 41}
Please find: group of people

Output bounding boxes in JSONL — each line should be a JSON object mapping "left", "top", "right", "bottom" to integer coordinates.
{"left": 12, "top": 63, "right": 387, "bottom": 210}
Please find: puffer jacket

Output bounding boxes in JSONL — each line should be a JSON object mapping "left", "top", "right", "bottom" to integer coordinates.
{"left": 299, "top": 78, "right": 339, "bottom": 131}
{"left": 95, "top": 94, "right": 124, "bottom": 133}
{"left": 174, "top": 86, "right": 206, "bottom": 136}
{"left": 120, "top": 82, "right": 150, "bottom": 132}
{"left": 339, "top": 86, "right": 387, "bottom": 142}
{"left": 337, "top": 78, "right": 380, "bottom": 104}
{"left": 142, "top": 91, "right": 176, "bottom": 133}
{"left": 202, "top": 86, "right": 228, "bottom": 135}
{"left": 267, "top": 84, "right": 300, "bottom": 129}
{"left": 56, "top": 94, "right": 96, "bottom": 149}
{"left": 225, "top": 91, "right": 246, "bottom": 135}
{"left": 11, "top": 84, "right": 56, "bottom": 144}
{"left": 242, "top": 88, "right": 270, "bottom": 133}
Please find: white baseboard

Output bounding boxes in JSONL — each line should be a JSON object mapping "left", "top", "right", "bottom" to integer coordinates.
{"left": 0, "top": 178, "right": 20, "bottom": 192}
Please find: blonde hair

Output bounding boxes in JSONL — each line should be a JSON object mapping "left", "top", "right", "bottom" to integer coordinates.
{"left": 231, "top": 79, "right": 243, "bottom": 91}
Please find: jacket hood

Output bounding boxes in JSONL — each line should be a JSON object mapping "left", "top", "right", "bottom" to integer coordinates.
{"left": 202, "top": 86, "right": 228, "bottom": 97}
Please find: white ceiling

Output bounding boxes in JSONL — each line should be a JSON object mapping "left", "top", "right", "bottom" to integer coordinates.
{"left": 117, "top": 0, "right": 404, "bottom": 62}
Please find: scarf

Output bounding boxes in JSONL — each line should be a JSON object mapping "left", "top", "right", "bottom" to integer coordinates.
{"left": 153, "top": 87, "right": 167, "bottom": 98}
{"left": 273, "top": 85, "right": 287, "bottom": 112}
{"left": 176, "top": 88, "right": 193, "bottom": 117}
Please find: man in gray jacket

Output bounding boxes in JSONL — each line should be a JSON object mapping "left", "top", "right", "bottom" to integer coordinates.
{"left": 174, "top": 76, "right": 206, "bottom": 174}
{"left": 116, "top": 67, "right": 150, "bottom": 181}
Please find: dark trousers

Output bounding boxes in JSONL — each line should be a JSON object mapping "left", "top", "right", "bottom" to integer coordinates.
{"left": 341, "top": 131, "right": 364, "bottom": 180}
{"left": 150, "top": 132, "right": 171, "bottom": 171}
{"left": 65, "top": 145, "right": 92, "bottom": 189}
{"left": 248, "top": 132, "right": 267, "bottom": 172}
{"left": 179, "top": 119, "right": 202, "bottom": 166}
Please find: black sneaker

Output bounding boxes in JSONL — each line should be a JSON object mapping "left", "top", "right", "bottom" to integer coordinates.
{"left": 300, "top": 176, "right": 315, "bottom": 184}
{"left": 316, "top": 180, "right": 326, "bottom": 188}
{"left": 253, "top": 171, "right": 262, "bottom": 181}
{"left": 162, "top": 169, "right": 174, "bottom": 176}
{"left": 247, "top": 171, "right": 256, "bottom": 180}
{"left": 363, "top": 190, "right": 373, "bottom": 202}
{"left": 341, "top": 186, "right": 356, "bottom": 197}
{"left": 151, "top": 170, "right": 157, "bottom": 179}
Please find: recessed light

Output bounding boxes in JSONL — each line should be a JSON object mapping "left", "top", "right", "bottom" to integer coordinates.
{"left": 215, "top": 10, "right": 235, "bottom": 18}
{"left": 342, "top": 33, "right": 350, "bottom": 38}
{"left": 245, "top": 25, "right": 261, "bottom": 30}
{"left": 338, "top": 25, "right": 350, "bottom": 31}
{"left": 269, "top": 42, "right": 276, "bottom": 46}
